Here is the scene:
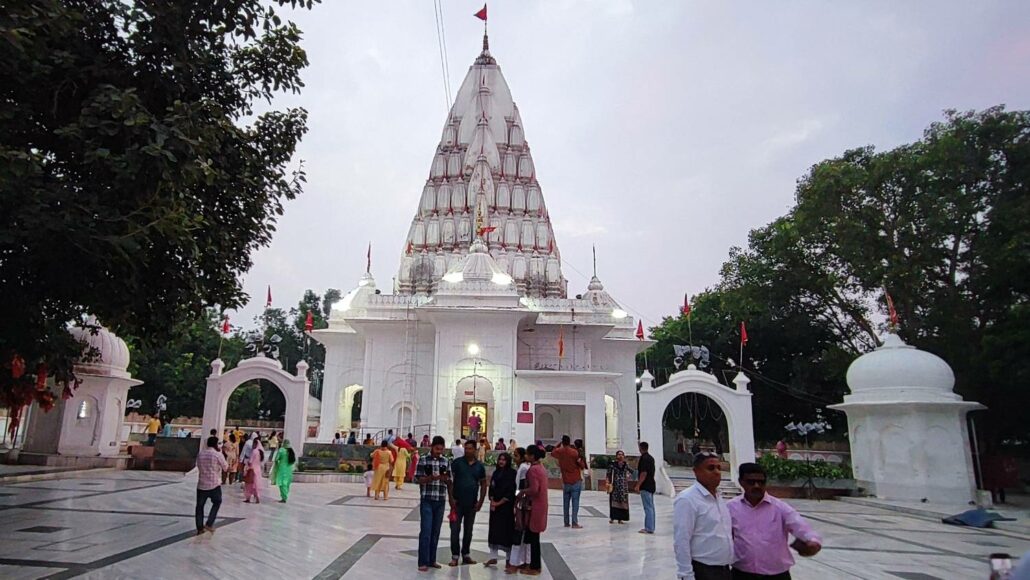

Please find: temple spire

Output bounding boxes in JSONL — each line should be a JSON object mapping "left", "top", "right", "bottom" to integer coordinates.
{"left": 592, "top": 244, "right": 597, "bottom": 277}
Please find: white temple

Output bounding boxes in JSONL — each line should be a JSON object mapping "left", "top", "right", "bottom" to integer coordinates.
{"left": 313, "top": 35, "right": 647, "bottom": 456}
{"left": 829, "top": 333, "right": 985, "bottom": 504}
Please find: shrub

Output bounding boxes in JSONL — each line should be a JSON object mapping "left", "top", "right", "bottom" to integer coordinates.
{"left": 757, "top": 454, "right": 852, "bottom": 482}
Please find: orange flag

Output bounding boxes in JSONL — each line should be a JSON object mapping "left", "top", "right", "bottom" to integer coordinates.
{"left": 557, "top": 326, "right": 565, "bottom": 359}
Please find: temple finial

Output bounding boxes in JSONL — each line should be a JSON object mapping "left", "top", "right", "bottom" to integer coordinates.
{"left": 592, "top": 245, "right": 597, "bottom": 277}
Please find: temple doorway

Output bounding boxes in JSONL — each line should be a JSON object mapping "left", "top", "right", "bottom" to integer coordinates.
{"left": 460, "top": 402, "right": 489, "bottom": 441}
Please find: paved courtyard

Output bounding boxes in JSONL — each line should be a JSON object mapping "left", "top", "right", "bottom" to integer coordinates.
{"left": 0, "top": 470, "right": 1025, "bottom": 579}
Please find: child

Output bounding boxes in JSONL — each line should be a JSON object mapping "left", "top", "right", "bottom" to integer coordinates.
{"left": 364, "top": 463, "right": 375, "bottom": 498}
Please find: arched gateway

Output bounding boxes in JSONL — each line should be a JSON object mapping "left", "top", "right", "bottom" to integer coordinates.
{"left": 638, "top": 366, "right": 756, "bottom": 496}
{"left": 202, "top": 356, "right": 310, "bottom": 448}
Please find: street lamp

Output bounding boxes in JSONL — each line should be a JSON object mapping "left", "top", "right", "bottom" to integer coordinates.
{"left": 467, "top": 343, "right": 480, "bottom": 356}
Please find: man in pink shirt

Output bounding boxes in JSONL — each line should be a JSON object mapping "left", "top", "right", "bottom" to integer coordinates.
{"left": 195, "top": 436, "right": 228, "bottom": 535}
{"left": 727, "top": 463, "right": 822, "bottom": 579}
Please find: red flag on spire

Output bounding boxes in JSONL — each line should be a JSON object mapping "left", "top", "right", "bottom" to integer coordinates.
{"left": 304, "top": 310, "right": 314, "bottom": 332}
{"left": 221, "top": 314, "right": 230, "bottom": 335}
{"left": 474, "top": 4, "right": 487, "bottom": 21}
{"left": 266, "top": 285, "right": 272, "bottom": 308}
{"left": 557, "top": 326, "right": 565, "bottom": 359}
{"left": 740, "top": 321, "right": 749, "bottom": 346}
{"left": 885, "top": 290, "right": 899, "bottom": 327}
{"left": 680, "top": 294, "right": 691, "bottom": 317}
{"left": 635, "top": 321, "right": 645, "bottom": 341}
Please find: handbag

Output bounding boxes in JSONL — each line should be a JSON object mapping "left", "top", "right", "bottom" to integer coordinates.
{"left": 514, "top": 494, "right": 533, "bottom": 531}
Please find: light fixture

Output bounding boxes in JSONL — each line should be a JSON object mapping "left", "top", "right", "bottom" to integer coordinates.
{"left": 611, "top": 308, "right": 628, "bottom": 319}
{"left": 467, "top": 343, "right": 480, "bottom": 356}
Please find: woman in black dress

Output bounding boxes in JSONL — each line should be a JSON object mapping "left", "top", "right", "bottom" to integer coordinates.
{"left": 485, "top": 452, "right": 516, "bottom": 568}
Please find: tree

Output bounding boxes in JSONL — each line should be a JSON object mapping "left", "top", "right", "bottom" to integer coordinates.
{"left": 645, "top": 108, "right": 1029, "bottom": 449}
{"left": 0, "top": 1, "right": 317, "bottom": 421}
{"left": 128, "top": 310, "right": 245, "bottom": 419}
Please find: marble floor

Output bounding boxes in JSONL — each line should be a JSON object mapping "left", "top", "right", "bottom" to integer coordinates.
{"left": 0, "top": 470, "right": 1025, "bottom": 579}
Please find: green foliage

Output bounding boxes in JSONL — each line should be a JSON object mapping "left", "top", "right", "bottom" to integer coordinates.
{"left": 644, "top": 107, "right": 1030, "bottom": 449}
{"left": 590, "top": 455, "right": 612, "bottom": 469}
{"left": 0, "top": 0, "right": 317, "bottom": 405}
{"left": 129, "top": 309, "right": 245, "bottom": 418}
{"left": 757, "top": 454, "right": 852, "bottom": 482}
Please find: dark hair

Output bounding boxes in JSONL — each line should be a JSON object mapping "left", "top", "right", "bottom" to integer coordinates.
{"left": 638, "top": 441, "right": 650, "bottom": 451}
{"left": 407, "top": 432, "right": 413, "bottom": 438}
{"left": 465, "top": 439, "right": 477, "bottom": 449}
{"left": 431, "top": 435, "right": 446, "bottom": 446}
{"left": 367, "top": 463, "right": 374, "bottom": 471}
{"left": 206, "top": 436, "right": 219, "bottom": 448}
{"left": 561, "top": 435, "right": 571, "bottom": 445}
{"left": 526, "top": 444, "right": 542, "bottom": 459}
{"left": 496, "top": 452, "right": 512, "bottom": 469}
{"left": 737, "top": 462, "right": 765, "bottom": 479}
{"left": 287, "top": 447, "right": 296, "bottom": 465}
{"left": 388, "top": 429, "right": 393, "bottom": 434}
{"left": 513, "top": 447, "right": 526, "bottom": 460}
{"left": 380, "top": 440, "right": 389, "bottom": 448}
{"left": 210, "top": 428, "right": 217, "bottom": 436}
{"left": 335, "top": 432, "right": 341, "bottom": 439}
{"left": 574, "top": 438, "right": 584, "bottom": 449}
{"left": 229, "top": 433, "right": 236, "bottom": 444}
{"left": 498, "top": 437, "right": 505, "bottom": 442}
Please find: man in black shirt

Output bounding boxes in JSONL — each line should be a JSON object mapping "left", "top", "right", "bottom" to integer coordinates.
{"left": 636, "top": 441, "right": 657, "bottom": 534}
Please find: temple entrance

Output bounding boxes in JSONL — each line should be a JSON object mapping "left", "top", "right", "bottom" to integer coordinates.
{"left": 460, "top": 402, "right": 489, "bottom": 441}
{"left": 202, "top": 356, "right": 310, "bottom": 448}
{"left": 663, "top": 392, "right": 729, "bottom": 466}
{"left": 638, "top": 368, "right": 755, "bottom": 495}
{"left": 534, "top": 404, "right": 585, "bottom": 448}
{"left": 454, "top": 375, "right": 494, "bottom": 442}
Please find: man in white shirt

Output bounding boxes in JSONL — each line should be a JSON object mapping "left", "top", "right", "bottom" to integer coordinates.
{"left": 674, "top": 452, "right": 734, "bottom": 580}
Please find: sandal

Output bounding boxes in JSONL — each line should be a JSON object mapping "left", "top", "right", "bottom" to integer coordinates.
{"left": 463, "top": 557, "right": 477, "bottom": 565}
{"left": 484, "top": 559, "right": 498, "bottom": 567}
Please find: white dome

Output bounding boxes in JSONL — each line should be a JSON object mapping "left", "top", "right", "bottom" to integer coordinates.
{"left": 846, "top": 333, "right": 955, "bottom": 395}
{"left": 69, "top": 316, "right": 131, "bottom": 377}
{"left": 441, "top": 237, "right": 513, "bottom": 287}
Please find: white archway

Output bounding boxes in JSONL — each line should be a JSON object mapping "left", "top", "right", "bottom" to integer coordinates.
{"left": 339, "top": 384, "right": 364, "bottom": 433}
{"left": 638, "top": 367, "right": 755, "bottom": 496}
{"left": 203, "top": 356, "right": 310, "bottom": 448}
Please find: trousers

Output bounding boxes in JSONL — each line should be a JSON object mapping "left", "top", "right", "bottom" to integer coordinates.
{"left": 450, "top": 503, "right": 478, "bottom": 557}
{"left": 562, "top": 480, "right": 583, "bottom": 525}
{"left": 195, "top": 487, "right": 222, "bottom": 531}
{"left": 418, "top": 499, "right": 446, "bottom": 567}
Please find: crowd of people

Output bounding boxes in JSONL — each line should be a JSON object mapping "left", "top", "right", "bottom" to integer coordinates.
{"left": 193, "top": 427, "right": 298, "bottom": 536}
{"left": 192, "top": 427, "right": 824, "bottom": 578}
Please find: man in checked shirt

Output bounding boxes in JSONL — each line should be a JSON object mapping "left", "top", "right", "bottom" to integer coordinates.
{"left": 195, "top": 436, "right": 229, "bottom": 535}
{"left": 416, "top": 436, "right": 452, "bottom": 571}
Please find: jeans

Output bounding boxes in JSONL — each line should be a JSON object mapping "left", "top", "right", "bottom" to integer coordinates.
{"left": 562, "top": 480, "right": 583, "bottom": 526}
{"left": 418, "top": 499, "right": 446, "bottom": 567}
{"left": 195, "top": 487, "right": 222, "bottom": 531}
{"left": 450, "top": 503, "right": 478, "bottom": 558}
{"left": 147, "top": 433, "right": 157, "bottom": 446}
{"left": 640, "top": 490, "right": 655, "bottom": 532}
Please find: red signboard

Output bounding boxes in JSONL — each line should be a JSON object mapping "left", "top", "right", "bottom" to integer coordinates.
{"left": 522, "top": 401, "right": 530, "bottom": 412}
{"left": 516, "top": 412, "right": 534, "bottom": 424}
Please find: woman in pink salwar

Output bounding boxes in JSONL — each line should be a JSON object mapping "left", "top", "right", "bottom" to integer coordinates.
{"left": 243, "top": 434, "right": 265, "bottom": 504}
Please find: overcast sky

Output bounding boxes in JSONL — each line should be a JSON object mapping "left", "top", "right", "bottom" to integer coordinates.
{"left": 232, "top": 0, "right": 1030, "bottom": 331}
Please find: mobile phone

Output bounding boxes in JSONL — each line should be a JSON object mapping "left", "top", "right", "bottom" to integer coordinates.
{"left": 989, "top": 553, "right": 1012, "bottom": 580}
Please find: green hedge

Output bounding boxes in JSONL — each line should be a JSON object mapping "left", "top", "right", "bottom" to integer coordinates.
{"left": 757, "top": 453, "right": 852, "bottom": 482}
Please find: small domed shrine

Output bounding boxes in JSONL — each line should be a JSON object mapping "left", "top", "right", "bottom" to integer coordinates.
{"left": 829, "top": 333, "right": 985, "bottom": 503}
{"left": 22, "top": 317, "right": 142, "bottom": 461}
{"left": 313, "top": 34, "right": 647, "bottom": 455}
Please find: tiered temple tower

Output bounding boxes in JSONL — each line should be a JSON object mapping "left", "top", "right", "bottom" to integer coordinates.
{"left": 396, "top": 34, "right": 566, "bottom": 298}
